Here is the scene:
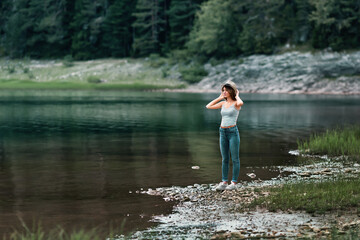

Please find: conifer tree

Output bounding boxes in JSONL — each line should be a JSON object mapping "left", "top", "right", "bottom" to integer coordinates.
{"left": 310, "top": 0, "right": 360, "bottom": 50}
{"left": 167, "top": 0, "right": 201, "bottom": 49}
{"left": 187, "top": 0, "right": 239, "bottom": 58}
{"left": 102, "top": 0, "right": 136, "bottom": 57}
{"left": 3, "top": 0, "right": 29, "bottom": 58}
{"left": 71, "top": 0, "right": 107, "bottom": 59}
{"left": 235, "top": 0, "right": 283, "bottom": 55}
{"left": 132, "top": 0, "right": 166, "bottom": 56}
{"left": 294, "top": 0, "right": 312, "bottom": 43}
{"left": 25, "top": 0, "right": 68, "bottom": 58}
{"left": 0, "top": 0, "right": 12, "bottom": 55}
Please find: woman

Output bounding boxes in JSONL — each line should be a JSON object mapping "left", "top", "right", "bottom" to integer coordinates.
{"left": 206, "top": 81, "right": 244, "bottom": 191}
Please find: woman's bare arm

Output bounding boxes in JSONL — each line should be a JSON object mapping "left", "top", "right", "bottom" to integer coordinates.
{"left": 206, "top": 94, "right": 225, "bottom": 109}
{"left": 235, "top": 90, "right": 244, "bottom": 109}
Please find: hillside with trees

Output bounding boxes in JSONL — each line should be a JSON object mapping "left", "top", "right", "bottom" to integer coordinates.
{"left": 0, "top": 0, "right": 359, "bottom": 60}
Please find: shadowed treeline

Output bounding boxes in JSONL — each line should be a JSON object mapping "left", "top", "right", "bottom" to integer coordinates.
{"left": 0, "top": 0, "right": 359, "bottom": 60}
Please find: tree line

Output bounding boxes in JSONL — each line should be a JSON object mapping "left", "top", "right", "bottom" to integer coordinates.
{"left": 0, "top": 0, "right": 359, "bottom": 60}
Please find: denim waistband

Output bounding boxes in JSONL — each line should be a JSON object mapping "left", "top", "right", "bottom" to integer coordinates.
{"left": 219, "top": 126, "right": 238, "bottom": 131}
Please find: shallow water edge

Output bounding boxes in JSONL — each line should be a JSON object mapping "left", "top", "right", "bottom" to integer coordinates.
{"left": 125, "top": 153, "right": 360, "bottom": 239}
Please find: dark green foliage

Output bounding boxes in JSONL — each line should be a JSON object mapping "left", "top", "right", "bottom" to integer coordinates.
{"left": 187, "top": 0, "right": 240, "bottom": 58}
{"left": 26, "top": 0, "right": 69, "bottom": 58}
{"left": 294, "top": 0, "right": 312, "bottom": 43}
{"left": 3, "top": 0, "right": 29, "bottom": 58}
{"left": 0, "top": 0, "right": 359, "bottom": 59}
{"left": 102, "top": 0, "right": 136, "bottom": 57}
{"left": 71, "top": 0, "right": 107, "bottom": 60}
{"left": 0, "top": 0, "right": 12, "bottom": 56}
{"left": 236, "top": 0, "right": 283, "bottom": 55}
{"left": 179, "top": 63, "right": 208, "bottom": 83}
{"left": 167, "top": 0, "right": 201, "bottom": 49}
{"left": 310, "top": 0, "right": 360, "bottom": 50}
{"left": 132, "top": 0, "right": 167, "bottom": 56}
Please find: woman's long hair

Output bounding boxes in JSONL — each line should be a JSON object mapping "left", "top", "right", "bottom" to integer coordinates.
{"left": 222, "top": 85, "right": 236, "bottom": 101}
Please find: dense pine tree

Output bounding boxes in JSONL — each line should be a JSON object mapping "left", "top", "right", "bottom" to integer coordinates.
{"left": 102, "top": 0, "right": 136, "bottom": 57}
{"left": 310, "top": 0, "right": 360, "bottom": 50}
{"left": 71, "top": 0, "right": 107, "bottom": 59}
{"left": 187, "top": 0, "right": 239, "bottom": 58}
{"left": 3, "top": 0, "right": 29, "bottom": 58}
{"left": 294, "top": 0, "right": 312, "bottom": 43}
{"left": 132, "top": 0, "right": 167, "bottom": 56}
{"left": 24, "top": 0, "right": 69, "bottom": 58}
{"left": 236, "top": 0, "right": 283, "bottom": 55}
{"left": 0, "top": 0, "right": 12, "bottom": 55}
{"left": 0, "top": 0, "right": 359, "bottom": 59}
{"left": 167, "top": 0, "right": 201, "bottom": 49}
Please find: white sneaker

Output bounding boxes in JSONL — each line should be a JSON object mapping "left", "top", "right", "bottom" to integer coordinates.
{"left": 215, "top": 182, "right": 228, "bottom": 191}
{"left": 225, "top": 182, "right": 237, "bottom": 191}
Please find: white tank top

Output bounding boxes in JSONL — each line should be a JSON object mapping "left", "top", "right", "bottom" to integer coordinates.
{"left": 220, "top": 103, "right": 240, "bottom": 127}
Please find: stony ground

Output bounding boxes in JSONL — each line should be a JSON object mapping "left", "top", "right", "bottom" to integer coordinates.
{"left": 123, "top": 153, "right": 360, "bottom": 239}
{"left": 196, "top": 51, "right": 360, "bottom": 95}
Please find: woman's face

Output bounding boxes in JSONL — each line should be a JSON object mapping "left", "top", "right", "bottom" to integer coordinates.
{"left": 222, "top": 87, "right": 230, "bottom": 98}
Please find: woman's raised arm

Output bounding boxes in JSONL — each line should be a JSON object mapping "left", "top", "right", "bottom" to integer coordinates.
{"left": 235, "top": 90, "right": 244, "bottom": 109}
{"left": 206, "top": 94, "right": 224, "bottom": 109}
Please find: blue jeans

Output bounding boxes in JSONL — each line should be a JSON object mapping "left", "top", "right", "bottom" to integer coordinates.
{"left": 219, "top": 126, "right": 240, "bottom": 182}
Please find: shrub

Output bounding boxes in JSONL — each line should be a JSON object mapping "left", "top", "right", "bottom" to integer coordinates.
{"left": 148, "top": 54, "right": 167, "bottom": 68}
{"left": 179, "top": 64, "right": 208, "bottom": 84}
{"left": 6, "top": 65, "right": 16, "bottom": 74}
{"left": 62, "top": 55, "right": 75, "bottom": 68}
{"left": 87, "top": 76, "right": 103, "bottom": 84}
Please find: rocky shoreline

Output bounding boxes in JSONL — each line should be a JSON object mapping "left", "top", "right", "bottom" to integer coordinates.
{"left": 193, "top": 51, "right": 360, "bottom": 95}
{"left": 125, "top": 152, "right": 360, "bottom": 239}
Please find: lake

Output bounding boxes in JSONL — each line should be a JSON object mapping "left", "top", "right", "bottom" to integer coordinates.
{"left": 0, "top": 90, "right": 359, "bottom": 236}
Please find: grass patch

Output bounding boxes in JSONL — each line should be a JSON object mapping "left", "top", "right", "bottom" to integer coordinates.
{"left": 0, "top": 80, "right": 185, "bottom": 90}
{"left": 0, "top": 58, "right": 185, "bottom": 90}
{"left": 5, "top": 219, "right": 126, "bottom": 240}
{"left": 297, "top": 125, "right": 360, "bottom": 159}
{"left": 250, "top": 178, "right": 360, "bottom": 214}
{"left": 8, "top": 228, "right": 107, "bottom": 240}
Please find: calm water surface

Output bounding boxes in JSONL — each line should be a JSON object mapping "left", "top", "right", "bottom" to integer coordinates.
{"left": 0, "top": 90, "right": 359, "bottom": 236}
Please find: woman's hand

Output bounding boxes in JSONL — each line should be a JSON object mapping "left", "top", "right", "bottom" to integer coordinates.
{"left": 218, "top": 93, "right": 224, "bottom": 100}
{"left": 206, "top": 93, "right": 225, "bottom": 109}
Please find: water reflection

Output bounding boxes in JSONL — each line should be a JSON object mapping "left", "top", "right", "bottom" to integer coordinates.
{"left": 0, "top": 90, "right": 359, "bottom": 235}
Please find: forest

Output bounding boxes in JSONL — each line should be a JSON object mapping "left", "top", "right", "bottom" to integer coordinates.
{"left": 0, "top": 0, "right": 359, "bottom": 60}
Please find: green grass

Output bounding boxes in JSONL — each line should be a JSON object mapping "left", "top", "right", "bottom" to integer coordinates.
{"left": 297, "top": 125, "right": 360, "bottom": 159}
{"left": 7, "top": 227, "right": 103, "bottom": 240}
{"left": 0, "top": 80, "right": 185, "bottom": 90}
{"left": 0, "top": 58, "right": 186, "bottom": 90}
{"left": 250, "top": 178, "right": 360, "bottom": 214}
{"left": 4, "top": 219, "right": 125, "bottom": 240}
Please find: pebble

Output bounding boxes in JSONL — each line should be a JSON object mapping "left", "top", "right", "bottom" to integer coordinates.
{"left": 247, "top": 173, "right": 256, "bottom": 178}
